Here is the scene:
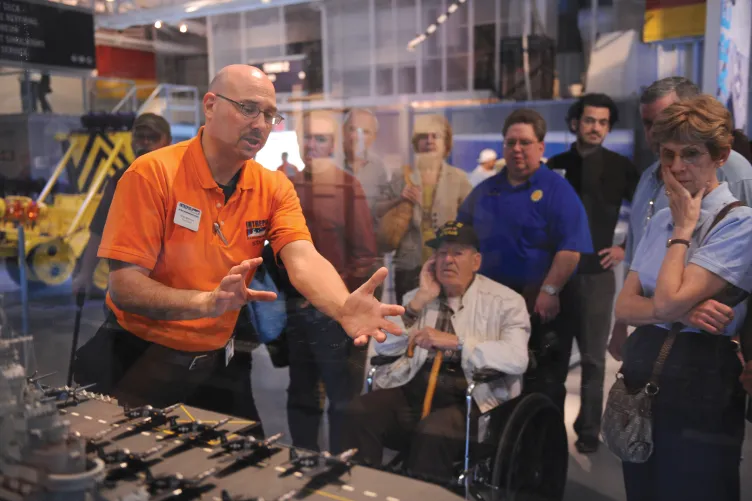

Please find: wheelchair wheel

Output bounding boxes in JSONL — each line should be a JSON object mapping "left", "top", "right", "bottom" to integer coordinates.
{"left": 490, "top": 393, "right": 568, "bottom": 501}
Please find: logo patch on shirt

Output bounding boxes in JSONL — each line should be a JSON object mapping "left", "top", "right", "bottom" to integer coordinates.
{"left": 246, "top": 220, "right": 268, "bottom": 239}
{"left": 531, "top": 189, "right": 543, "bottom": 202}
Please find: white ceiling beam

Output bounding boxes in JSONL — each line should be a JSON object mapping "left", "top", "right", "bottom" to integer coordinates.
{"left": 95, "top": 31, "right": 207, "bottom": 55}
{"left": 95, "top": 0, "right": 320, "bottom": 30}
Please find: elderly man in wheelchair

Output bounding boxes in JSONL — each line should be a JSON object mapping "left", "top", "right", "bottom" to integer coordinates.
{"left": 342, "top": 222, "right": 568, "bottom": 500}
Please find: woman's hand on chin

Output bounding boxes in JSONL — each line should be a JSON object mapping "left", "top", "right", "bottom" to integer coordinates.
{"left": 662, "top": 163, "right": 704, "bottom": 236}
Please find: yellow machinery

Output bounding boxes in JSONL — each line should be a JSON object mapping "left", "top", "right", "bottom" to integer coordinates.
{"left": 0, "top": 126, "right": 134, "bottom": 292}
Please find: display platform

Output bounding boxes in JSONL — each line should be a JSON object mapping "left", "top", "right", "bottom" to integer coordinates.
{"left": 62, "top": 397, "right": 464, "bottom": 501}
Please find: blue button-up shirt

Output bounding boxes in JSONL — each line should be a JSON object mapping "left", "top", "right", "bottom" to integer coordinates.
{"left": 457, "top": 165, "right": 593, "bottom": 290}
{"left": 625, "top": 150, "right": 752, "bottom": 267}
{"left": 630, "top": 182, "right": 752, "bottom": 335}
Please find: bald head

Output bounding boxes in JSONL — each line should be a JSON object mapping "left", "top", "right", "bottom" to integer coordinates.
{"left": 203, "top": 64, "right": 279, "bottom": 162}
{"left": 209, "top": 65, "right": 275, "bottom": 97}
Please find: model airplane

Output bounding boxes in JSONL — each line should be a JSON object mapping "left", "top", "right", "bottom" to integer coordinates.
{"left": 144, "top": 466, "right": 217, "bottom": 501}
{"left": 41, "top": 383, "right": 97, "bottom": 407}
{"left": 220, "top": 432, "right": 283, "bottom": 455}
{"left": 100, "top": 444, "right": 168, "bottom": 484}
{"left": 91, "top": 403, "right": 182, "bottom": 442}
{"left": 278, "top": 447, "right": 357, "bottom": 479}
{"left": 26, "top": 370, "right": 56, "bottom": 389}
{"left": 215, "top": 489, "right": 297, "bottom": 501}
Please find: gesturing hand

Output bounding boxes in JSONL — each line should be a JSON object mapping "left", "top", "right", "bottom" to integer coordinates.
{"left": 206, "top": 258, "right": 277, "bottom": 317}
{"left": 662, "top": 163, "right": 704, "bottom": 235}
{"left": 337, "top": 267, "right": 406, "bottom": 346}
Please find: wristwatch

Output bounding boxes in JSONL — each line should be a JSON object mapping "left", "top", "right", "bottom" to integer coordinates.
{"left": 541, "top": 284, "right": 560, "bottom": 296}
{"left": 666, "top": 238, "right": 691, "bottom": 248}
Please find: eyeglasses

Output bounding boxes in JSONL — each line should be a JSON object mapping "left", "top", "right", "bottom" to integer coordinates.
{"left": 504, "top": 139, "right": 537, "bottom": 148}
{"left": 215, "top": 94, "right": 284, "bottom": 125}
{"left": 659, "top": 147, "right": 708, "bottom": 166}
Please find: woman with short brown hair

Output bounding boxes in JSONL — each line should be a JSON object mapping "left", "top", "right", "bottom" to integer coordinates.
{"left": 613, "top": 95, "right": 752, "bottom": 500}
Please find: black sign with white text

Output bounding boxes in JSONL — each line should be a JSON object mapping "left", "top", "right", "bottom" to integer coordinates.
{"left": 0, "top": 0, "right": 95, "bottom": 70}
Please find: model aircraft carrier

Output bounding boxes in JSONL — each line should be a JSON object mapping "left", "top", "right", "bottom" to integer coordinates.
{"left": 0, "top": 337, "right": 464, "bottom": 501}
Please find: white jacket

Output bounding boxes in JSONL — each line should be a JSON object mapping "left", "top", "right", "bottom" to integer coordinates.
{"left": 373, "top": 274, "right": 531, "bottom": 414}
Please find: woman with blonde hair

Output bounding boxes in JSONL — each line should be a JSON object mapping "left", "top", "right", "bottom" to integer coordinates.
{"left": 614, "top": 94, "right": 752, "bottom": 500}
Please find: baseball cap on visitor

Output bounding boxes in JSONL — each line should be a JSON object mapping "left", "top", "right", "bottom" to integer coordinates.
{"left": 426, "top": 221, "right": 480, "bottom": 250}
{"left": 133, "top": 113, "right": 172, "bottom": 140}
{"left": 477, "top": 148, "right": 498, "bottom": 163}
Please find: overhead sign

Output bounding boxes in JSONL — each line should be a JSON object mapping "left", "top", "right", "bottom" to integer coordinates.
{"left": 0, "top": 0, "right": 95, "bottom": 70}
{"left": 643, "top": 0, "right": 707, "bottom": 43}
{"left": 255, "top": 58, "right": 306, "bottom": 94}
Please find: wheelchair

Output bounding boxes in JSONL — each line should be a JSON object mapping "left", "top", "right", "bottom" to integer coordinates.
{"left": 365, "top": 354, "right": 569, "bottom": 501}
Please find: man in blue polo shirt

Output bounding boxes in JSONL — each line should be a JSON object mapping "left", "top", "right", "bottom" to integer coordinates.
{"left": 457, "top": 108, "right": 592, "bottom": 412}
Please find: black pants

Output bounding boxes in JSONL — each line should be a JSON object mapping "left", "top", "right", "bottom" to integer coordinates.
{"left": 286, "top": 303, "right": 355, "bottom": 453}
{"left": 394, "top": 266, "right": 421, "bottom": 306}
{"left": 620, "top": 325, "right": 746, "bottom": 501}
{"left": 521, "top": 282, "right": 577, "bottom": 414}
{"left": 73, "top": 319, "right": 263, "bottom": 436}
{"left": 341, "top": 363, "right": 479, "bottom": 482}
{"left": 562, "top": 271, "right": 616, "bottom": 441}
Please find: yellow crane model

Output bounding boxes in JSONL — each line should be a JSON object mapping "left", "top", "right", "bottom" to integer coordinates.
{"left": 0, "top": 114, "right": 135, "bottom": 293}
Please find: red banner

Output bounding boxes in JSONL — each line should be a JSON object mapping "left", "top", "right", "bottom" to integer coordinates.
{"left": 95, "top": 46, "right": 156, "bottom": 81}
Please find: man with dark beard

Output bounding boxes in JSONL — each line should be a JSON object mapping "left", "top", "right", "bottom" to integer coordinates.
{"left": 545, "top": 94, "right": 639, "bottom": 453}
{"left": 72, "top": 113, "right": 172, "bottom": 296}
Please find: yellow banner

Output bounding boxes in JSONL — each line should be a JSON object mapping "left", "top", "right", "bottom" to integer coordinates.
{"left": 643, "top": 2, "right": 707, "bottom": 43}
{"left": 94, "top": 79, "right": 157, "bottom": 101}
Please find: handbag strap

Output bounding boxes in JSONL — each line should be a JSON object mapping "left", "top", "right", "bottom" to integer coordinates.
{"left": 402, "top": 164, "right": 413, "bottom": 187}
{"left": 701, "top": 201, "right": 744, "bottom": 244}
{"left": 646, "top": 200, "right": 745, "bottom": 393}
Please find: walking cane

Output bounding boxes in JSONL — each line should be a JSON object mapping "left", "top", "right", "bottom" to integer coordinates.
{"left": 67, "top": 290, "right": 86, "bottom": 386}
{"left": 407, "top": 339, "right": 443, "bottom": 419}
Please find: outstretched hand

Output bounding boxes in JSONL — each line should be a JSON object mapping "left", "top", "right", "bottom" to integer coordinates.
{"left": 205, "top": 258, "right": 277, "bottom": 317}
{"left": 337, "top": 267, "right": 406, "bottom": 346}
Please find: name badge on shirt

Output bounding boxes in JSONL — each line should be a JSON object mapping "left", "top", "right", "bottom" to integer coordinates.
{"left": 225, "top": 337, "right": 235, "bottom": 367}
{"left": 174, "top": 202, "right": 201, "bottom": 232}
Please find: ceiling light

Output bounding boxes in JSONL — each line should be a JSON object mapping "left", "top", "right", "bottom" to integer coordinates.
{"left": 154, "top": 20, "right": 162, "bottom": 28}
{"left": 268, "top": 74, "right": 277, "bottom": 82}
{"left": 447, "top": 3, "right": 458, "bottom": 13}
{"left": 185, "top": 5, "right": 198, "bottom": 12}
{"left": 179, "top": 23, "right": 187, "bottom": 33}
{"left": 298, "top": 71, "right": 306, "bottom": 80}
{"left": 437, "top": 14, "right": 447, "bottom": 23}
{"left": 426, "top": 24, "right": 437, "bottom": 33}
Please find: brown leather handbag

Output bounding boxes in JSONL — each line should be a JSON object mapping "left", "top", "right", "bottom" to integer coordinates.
{"left": 377, "top": 164, "right": 415, "bottom": 251}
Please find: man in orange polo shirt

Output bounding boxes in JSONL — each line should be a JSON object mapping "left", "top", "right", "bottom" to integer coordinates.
{"left": 72, "top": 65, "right": 404, "bottom": 426}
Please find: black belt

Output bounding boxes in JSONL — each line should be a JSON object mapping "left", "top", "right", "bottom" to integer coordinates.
{"left": 164, "top": 348, "right": 224, "bottom": 371}
{"left": 110, "top": 319, "right": 228, "bottom": 372}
